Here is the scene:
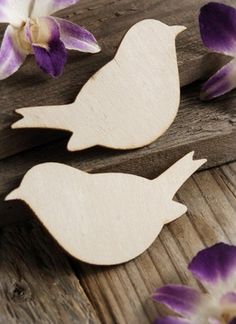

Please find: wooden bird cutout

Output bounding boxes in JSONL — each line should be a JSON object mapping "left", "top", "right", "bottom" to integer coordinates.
{"left": 12, "top": 20, "right": 186, "bottom": 151}
{"left": 6, "top": 152, "right": 206, "bottom": 265}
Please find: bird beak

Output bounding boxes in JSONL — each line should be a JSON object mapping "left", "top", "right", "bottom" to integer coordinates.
{"left": 171, "top": 25, "right": 187, "bottom": 35}
{"left": 5, "top": 188, "right": 21, "bottom": 201}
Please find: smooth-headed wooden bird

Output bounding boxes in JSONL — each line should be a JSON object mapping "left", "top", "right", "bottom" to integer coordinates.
{"left": 6, "top": 152, "right": 206, "bottom": 265}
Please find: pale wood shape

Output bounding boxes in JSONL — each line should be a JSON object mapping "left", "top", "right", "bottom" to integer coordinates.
{"left": 12, "top": 20, "right": 186, "bottom": 151}
{"left": 1, "top": 162, "right": 236, "bottom": 323}
{"left": 5, "top": 152, "right": 206, "bottom": 265}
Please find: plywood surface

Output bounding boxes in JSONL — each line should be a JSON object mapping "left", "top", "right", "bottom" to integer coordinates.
{"left": 0, "top": 161, "right": 235, "bottom": 323}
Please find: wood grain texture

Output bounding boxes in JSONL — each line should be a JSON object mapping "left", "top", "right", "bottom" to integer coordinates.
{"left": 0, "top": 0, "right": 234, "bottom": 160}
{"left": 72, "top": 161, "right": 236, "bottom": 324}
{"left": 12, "top": 20, "right": 185, "bottom": 152}
{"left": 0, "top": 221, "right": 100, "bottom": 324}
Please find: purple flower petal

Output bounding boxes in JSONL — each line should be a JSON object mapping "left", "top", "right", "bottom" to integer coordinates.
{"left": 153, "top": 284, "right": 202, "bottom": 316}
{"left": 201, "top": 59, "right": 236, "bottom": 100}
{"left": 54, "top": 18, "right": 101, "bottom": 53}
{"left": 154, "top": 316, "right": 190, "bottom": 324}
{"left": 199, "top": 2, "right": 236, "bottom": 56}
{"left": 188, "top": 243, "right": 236, "bottom": 285}
{"left": 33, "top": 40, "right": 67, "bottom": 77}
{"left": 229, "top": 318, "right": 236, "bottom": 324}
{"left": 31, "top": 0, "right": 80, "bottom": 18}
{"left": 0, "top": 25, "right": 28, "bottom": 80}
{"left": 30, "top": 17, "right": 67, "bottom": 77}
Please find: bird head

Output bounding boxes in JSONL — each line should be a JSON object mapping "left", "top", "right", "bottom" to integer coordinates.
{"left": 5, "top": 163, "right": 58, "bottom": 203}
{"left": 126, "top": 19, "right": 186, "bottom": 39}
{"left": 116, "top": 19, "right": 186, "bottom": 63}
{"left": 5, "top": 168, "right": 36, "bottom": 203}
{"left": 5, "top": 163, "right": 83, "bottom": 206}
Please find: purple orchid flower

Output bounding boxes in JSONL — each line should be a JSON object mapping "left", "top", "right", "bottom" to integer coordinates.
{"left": 199, "top": 2, "right": 236, "bottom": 100}
{"left": 0, "top": 0, "right": 101, "bottom": 79}
{"left": 153, "top": 243, "right": 236, "bottom": 323}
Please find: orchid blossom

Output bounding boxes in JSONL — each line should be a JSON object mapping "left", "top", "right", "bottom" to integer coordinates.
{"left": 153, "top": 243, "right": 236, "bottom": 324}
{"left": 0, "top": 0, "right": 101, "bottom": 79}
{"left": 199, "top": 2, "right": 236, "bottom": 100}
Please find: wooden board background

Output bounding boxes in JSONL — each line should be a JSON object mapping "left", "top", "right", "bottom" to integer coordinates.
{"left": 0, "top": 0, "right": 236, "bottom": 323}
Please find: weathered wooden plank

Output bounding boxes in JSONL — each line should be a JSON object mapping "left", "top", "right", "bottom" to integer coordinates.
{"left": 0, "top": 0, "right": 233, "bottom": 160}
{"left": 0, "top": 220, "right": 100, "bottom": 324}
{"left": 1, "top": 82, "right": 235, "bottom": 226}
{"left": 72, "top": 162, "right": 236, "bottom": 323}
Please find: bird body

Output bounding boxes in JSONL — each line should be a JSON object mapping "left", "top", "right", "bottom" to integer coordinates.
{"left": 6, "top": 152, "right": 206, "bottom": 265}
{"left": 12, "top": 20, "right": 186, "bottom": 151}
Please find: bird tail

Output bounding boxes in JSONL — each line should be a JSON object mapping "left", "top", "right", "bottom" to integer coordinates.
{"left": 153, "top": 152, "right": 207, "bottom": 199}
{"left": 12, "top": 103, "right": 98, "bottom": 151}
{"left": 11, "top": 104, "right": 73, "bottom": 131}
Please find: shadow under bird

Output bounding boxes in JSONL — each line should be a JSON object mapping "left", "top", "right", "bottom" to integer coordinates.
{"left": 12, "top": 19, "right": 186, "bottom": 152}
{"left": 6, "top": 152, "right": 206, "bottom": 265}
